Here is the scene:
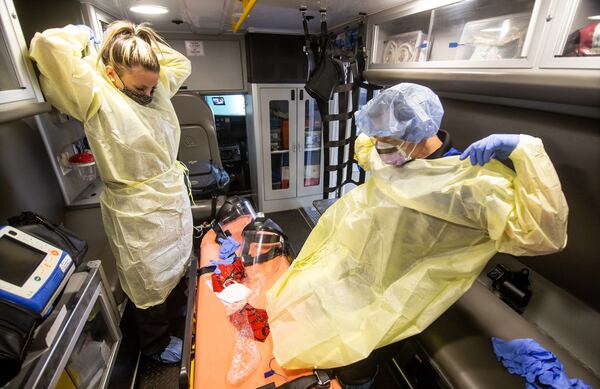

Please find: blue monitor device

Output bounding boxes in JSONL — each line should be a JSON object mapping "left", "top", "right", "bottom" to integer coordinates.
{"left": 0, "top": 225, "right": 74, "bottom": 316}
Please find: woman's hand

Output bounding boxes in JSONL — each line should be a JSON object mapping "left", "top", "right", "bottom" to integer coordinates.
{"left": 460, "top": 134, "right": 521, "bottom": 166}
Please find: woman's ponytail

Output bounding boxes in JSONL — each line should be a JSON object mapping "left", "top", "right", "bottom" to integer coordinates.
{"left": 97, "top": 20, "right": 167, "bottom": 75}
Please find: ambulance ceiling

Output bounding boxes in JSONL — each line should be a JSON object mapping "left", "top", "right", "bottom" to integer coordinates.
{"left": 94, "top": 0, "right": 407, "bottom": 34}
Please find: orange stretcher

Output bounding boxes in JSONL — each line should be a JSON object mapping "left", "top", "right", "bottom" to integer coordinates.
{"left": 194, "top": 217, "right": 340, "bottom": 389}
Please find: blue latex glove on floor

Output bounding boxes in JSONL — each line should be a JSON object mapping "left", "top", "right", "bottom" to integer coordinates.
{"left": 460, "top": 134, "right": 520, "bottom": 166}
{"left": 218, "top": 236, "right": 240, "bottom": 259}
{"left": 492, "top": 337, "right": 591, "bottom": 389}
{"left": 153, "top": 336, "right": 182, "bottom": 364}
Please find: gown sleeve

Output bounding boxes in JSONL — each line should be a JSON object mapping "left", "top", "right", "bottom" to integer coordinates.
{"left": 29, "top": 25, "right": 102, "bottom": 122}
{"left": 488, "top": 135, "right": 569, "bottom": 256}
{"left": 154, "top": 42, "right": 191, "bottom": 98}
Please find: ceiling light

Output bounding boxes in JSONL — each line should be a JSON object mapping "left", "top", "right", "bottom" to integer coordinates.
{"left": 129, "top": 5, "right": 169, "bottom": 15}
{"left": 588, "top": 15, "right": 600, "bottom": 20}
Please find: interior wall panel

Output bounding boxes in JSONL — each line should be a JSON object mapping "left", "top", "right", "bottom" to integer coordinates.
{"left": 440, "top": 98, "right": 600, "bottom": 312}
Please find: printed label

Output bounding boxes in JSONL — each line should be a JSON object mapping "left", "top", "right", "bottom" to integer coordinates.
{"left": 59, "top": 255, "right": 73, "bottom": 273}
{"left": 185, "top": 40, "right": 205, "bottom": 56}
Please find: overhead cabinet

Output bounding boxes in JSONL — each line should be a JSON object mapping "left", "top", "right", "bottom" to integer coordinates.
{"left": 168, "top": 39, "right": 246, "bottom": 92}
{"left": 367, "top": 0, "right": 600, "bottom": 70}
{"left": 0, "top": 0, "right": 40, "bottom": 105}
{"left": 540, "top": 0, "right": 600, "bottom": 69}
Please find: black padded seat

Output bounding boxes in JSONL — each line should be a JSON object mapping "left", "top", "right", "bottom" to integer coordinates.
{"left": 416, "top": 281, "right": 600, "bottom": 388}
{"left": 172, "top": 92, "right": 227, "bottom": 223}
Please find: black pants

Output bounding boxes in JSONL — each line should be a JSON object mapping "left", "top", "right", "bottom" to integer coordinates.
{"left": 133, "top": 277, "right": 188, "bottom": 357}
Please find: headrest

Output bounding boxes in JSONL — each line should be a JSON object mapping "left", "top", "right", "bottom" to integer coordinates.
{"left": 171, "top": 93, "right": 215, "bottom": 129}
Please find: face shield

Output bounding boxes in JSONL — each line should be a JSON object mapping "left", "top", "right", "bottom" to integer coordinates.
{"left": 213, "top": 196, "right": 257, "bottom": 242}
{"left": 375, "top": 140, "right": 419, "bottom": 166}
{"left": 240, "top": 217, "right": 288, "bottom": 267}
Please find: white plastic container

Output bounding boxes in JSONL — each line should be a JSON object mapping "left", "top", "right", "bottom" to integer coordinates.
{"left": 69, "top": 151, "right": 97, "bottom": 181}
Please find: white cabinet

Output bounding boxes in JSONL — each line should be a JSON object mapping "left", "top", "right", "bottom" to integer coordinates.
{"left": 248, "top": 84, "right": 324, "bottom": 212}
{"left": 368, "top": 0, "right": 548, "bottom": 69}
{"left": 0, "top": 0, "right": 41, "bottom": 105}
{"left": 540, "top": 0, "right": 600, "bottom": 69}
{"left": 366, "top": 0, "right": 600, "bottom": 71}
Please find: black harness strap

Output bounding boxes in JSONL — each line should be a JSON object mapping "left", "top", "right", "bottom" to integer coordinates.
{"left": 321, "top": 111, "right": 353, "bottom": 122}
{"left": 300, "top": 12, "right": 382, "bottom": 200}
{"left": 324, "top": 138, "right": 352, "bottom": 148}
{"left": 334, "top": 83, "right": 354, "bottom": 93}
{"left": 325, "top": 161, "right": 351, "bottom": 172}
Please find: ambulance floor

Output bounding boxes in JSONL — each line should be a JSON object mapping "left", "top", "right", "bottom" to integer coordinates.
{"left": 106, "top": 300, "right": 186, "bottom": 389}
{"left": 265, "top": 209, "right": 314, "bottom": 257}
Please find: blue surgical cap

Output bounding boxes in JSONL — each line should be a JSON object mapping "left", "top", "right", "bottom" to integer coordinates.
{"left": 354, "top": 83, "right": 444, "bottom": 143}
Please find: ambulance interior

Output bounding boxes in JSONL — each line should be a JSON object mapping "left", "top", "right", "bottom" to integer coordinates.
{"left": 0, "top": 0, "right": 599, "bottom": 388}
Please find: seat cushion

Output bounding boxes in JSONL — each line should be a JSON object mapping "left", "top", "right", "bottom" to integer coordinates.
{"left": 190, "top": 195, "right": 226, "bottom": 224}
{"left": 416, "top": 281, "right": 600, "bottom": 388}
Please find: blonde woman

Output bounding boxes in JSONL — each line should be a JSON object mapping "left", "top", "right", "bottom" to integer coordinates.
{"left": 30, "top": 21, "right": 192, "bottom": 363}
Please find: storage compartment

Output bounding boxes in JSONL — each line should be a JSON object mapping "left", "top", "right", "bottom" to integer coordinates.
{"left": 245, "top": 33, "right": 307, "bottom": 83}
{"left": 168, "top": 39, "right": 245, "bottom": 92}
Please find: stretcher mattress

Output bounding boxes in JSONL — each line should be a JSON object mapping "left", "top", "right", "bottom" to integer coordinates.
{"left": 194, "top": 217, "right": 340, "bottom": 388}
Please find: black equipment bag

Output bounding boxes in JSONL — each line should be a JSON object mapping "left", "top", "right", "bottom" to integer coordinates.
{"left": 0, "top": 301, "right": 38, "bottom": 386}
{"left": 305, "top": 54, "right": 343, "bottom": 102}
{"left": 0, "top": 211, "right": 88, "bottom": 386}
{"left": 185, "top": 160, "right": 230, "bottom": 199}
{"left": 7, "top": 211, "right": 88, "bottom": 266}
{"left": 302, "top": 9, "right": 344, "bottom": 102}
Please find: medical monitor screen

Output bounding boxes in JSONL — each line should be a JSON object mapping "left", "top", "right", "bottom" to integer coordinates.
{"left": 0, "top": 235, "right": 47, "bottom": 287}
{"left": 212, "top": 96, "right": 226, "bottom": 105}
{"left": 205, "top": 95, "right": 246, "bottom": 116}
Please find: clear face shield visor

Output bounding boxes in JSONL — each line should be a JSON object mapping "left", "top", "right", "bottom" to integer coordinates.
{"left": 375, "top": 139, "right": 419, "bottom": 166}
{"left": 214, "top": 197, "right": 257, "bottom": 241}
{"left": 240, "top": 217, "right": 288, "bottom": 267}
{"left": 240, "top": 231, "right": 286, "bottom": 266}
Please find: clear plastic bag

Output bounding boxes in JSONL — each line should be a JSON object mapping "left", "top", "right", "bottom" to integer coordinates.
{"left": 226, "top": 303, "right": 260, "bottom": 386}
{"left": 218, "top": 216, "right": 287, "bottom": 384}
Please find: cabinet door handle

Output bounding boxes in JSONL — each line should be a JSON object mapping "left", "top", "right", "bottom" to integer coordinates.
{"left": 292, "top": 144, "right": 297, "bottom": 152}
{"left": 300, "top": 89, "right": 304, "bottom": 100}
{"left": 291, "top": 90, "right": 295, "bottom": 101}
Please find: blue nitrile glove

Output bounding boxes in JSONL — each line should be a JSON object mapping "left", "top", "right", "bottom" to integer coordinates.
{"left": 218, "top": 236, "right": 240, "bottom": 259}
{"left": 75, "top": 24, "right": 100, "bottom": 45}
{"left": 491, "top": 337, "right": 592, "bottom": 389}
{"left": 459, "top": 134, "right": 521, "bottom": 166}
{"left": 209, "top": 256, "right": 237, "bottom": 274}
{"left": 152, "top": 336, "right": 182, "bottom": 364}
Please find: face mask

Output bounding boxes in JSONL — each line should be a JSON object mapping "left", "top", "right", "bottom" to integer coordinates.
{"left": 121, "top": 87, "right": 153, "bottom": 106}
{"left": 111, "top": 71, "right": 154, "bottom": 106}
